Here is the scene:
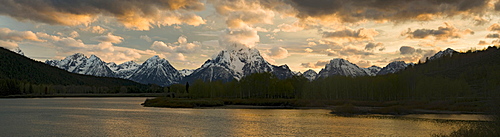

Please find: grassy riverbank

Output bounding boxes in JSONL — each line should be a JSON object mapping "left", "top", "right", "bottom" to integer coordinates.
{"left": 142, "top": 97, "right": 488, "bottom": 115}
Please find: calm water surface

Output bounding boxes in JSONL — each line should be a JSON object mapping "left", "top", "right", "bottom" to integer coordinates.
{"left": 0, "top": 98, "right": 484, "bottom": 136}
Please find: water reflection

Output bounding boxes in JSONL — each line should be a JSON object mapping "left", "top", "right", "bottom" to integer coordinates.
{"left": 0, "top": 98, "right": 477, "bottom": 136}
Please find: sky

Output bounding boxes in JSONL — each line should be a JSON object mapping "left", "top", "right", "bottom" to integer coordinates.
{"left": 1, "top": 0, "right": 500, "bottom": 72}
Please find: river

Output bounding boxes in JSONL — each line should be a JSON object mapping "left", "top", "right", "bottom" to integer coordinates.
{"left": 0, "top": 98, "right": 486, "bottom": 136}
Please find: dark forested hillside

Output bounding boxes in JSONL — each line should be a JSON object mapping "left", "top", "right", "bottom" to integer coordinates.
{"left": 0, "top": 47, "right": 148, "bottom": 96}
{"left": 166, "top": 46, "right": 500, "bottom": 101}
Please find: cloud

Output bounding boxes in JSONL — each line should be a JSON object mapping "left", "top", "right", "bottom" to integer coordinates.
{"left": 0, "top": 0, "right": 205, "bottom": 30}
{"left": 304, "top": 48, "right": 313, "bottom": 53}
{"left": 140, "top": 35, "right": 152, "bottom": 42}
{"left": 80, "top": 26, "right": 107, "bottom": 34}
{"left": 210, "top": 0, "right": 294, "bottom": 28}
{"left": 0, "top": 40, "right": 19, "bottom": 50}
{"left": 478, "top": 40, "right": 489, "bottom": 45}
{"left": 151, "top": 35, "right": 202, "bottom": 53}
{"left": 219, "top": 26, "right": 259, "bottom": 49}
{"left": 53, "top": 37, "right": 155, "bottom": 63}
{"left": 402, "top": 22, "right": 474, "bottom": 40}
{"left": 365, "top": 42, "right": 383, "bottom": 50}
{"left": 0, "top": 28, "right": 43, "bottom": 42}
{"left": 301, "top": 60, "right": 329, "bottom": 69}
{"left": 267, "top": 47, "right": 289, "bottom": 59}
{"left": 496, "top": 1, "right": 500, "bottom": 11}
{"left": 168, "top": 53, "right": 186, "bottom": 61}
{"left": 356, "top": 60, "right": 372, "bottom": 68}
{"left": 323, "top": 28, "right": 379, "bottom": 42}
{"left": 91, "top": 33, "right": 123, "bottom": 44}
{"left": 400, "top": 46, "right": 416, "bottom": 55}
{"left": 69, "top": 31, "right": 79, "bottom": 38}
{"left": 287, "top": 0, "right": 490, "bottom": 23}
{"left": 327, "top": 46, "right": 374, "bottom": 57}
{"left": 486, "top": 33, "right": 500, "bottom": 38}
{"left": 488, "top": 23, "right": 500, "bottom": 32}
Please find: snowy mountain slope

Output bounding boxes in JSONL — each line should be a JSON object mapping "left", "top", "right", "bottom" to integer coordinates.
{"left": 129, "top": 56, "right": 182, "bottom": 86}
{"left": 429, "top": 48, "right": 457, "bottom": 61}
{"left": 183, "top": 47, "right": 293, "bottom": 83}
{"left": 317, "top": 58, "right": 369, "bottom": 78}
{"left": 108, "top": 61, "right": 140, "bottom": 79}
{"left": 302, "top": 69, "right": 317, "bottom": 81}
{"left": 377, "top": 61, "right": 409, "bottom": 75}
{"left": 180, "top": 69, "right": 195, "bottom": 77}
{"left": 363, "top": 65, "right": 382, "bottom": 76}
{"left": 45, "top": 53, "right": 115, "bottom": 77}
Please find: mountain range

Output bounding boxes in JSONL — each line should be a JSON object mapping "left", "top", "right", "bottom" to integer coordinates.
{"left": 44, "top": 47, "right": 457, "bottom": 86}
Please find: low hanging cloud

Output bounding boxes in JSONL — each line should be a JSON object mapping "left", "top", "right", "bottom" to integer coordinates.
{"left": 151, "top": 35, "right": 202, "bottom": 53}
{"left": 301, "top": 60, "right": 329, "bottom": 69}
{"left": 287, "top": 0, "right": 490, "bottom": 23}
{"left": 323, "top": 28, "right": 379, "bottom": 42}
{"left": 402, "top": 22, "right": 474, "bottom": 40}
{"left": 0, "top": 0, "right": 205, "bottom": 30}
{"left": 91, "top": 33, "right": 123, "bottom": 44}
{"left": 52, "top": 37, "right": 156, "bottom": 63}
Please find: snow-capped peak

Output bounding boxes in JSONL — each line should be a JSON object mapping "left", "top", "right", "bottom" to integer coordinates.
{"left": 377, "top": 61, "right": 408, "bottom": 75}
{"left": 303, "top": 69, "right": 317, "bottom": 81}
{"left": 317, "top": 58, "right": 369, "bottom": 78}
{"left": 183, "top": 47, "right": 293, "bottom": 83}
{"left": 429, "top": 48, "right": 456, "bottom": 61}
{"left": 210, "top": 47, "right": 272, "bottom": 79}
{"left": 129, "top": 56, "right": 181, "bottom": 86}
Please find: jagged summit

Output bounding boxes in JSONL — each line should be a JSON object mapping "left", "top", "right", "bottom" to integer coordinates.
{"left": 363, "top": 65, "right": 382, "bottom": 76}
{"left": 303, "top": 69, "right": 317, "bottom": 81}
{"left": 183, "top": 47, "right": 293, "bottom": 83}
{"left": 317, "top": 58, "right": 369, "bottom": 78}
{"left": 45, "top": 53, "right": 115, "bottom": 77}
{"left": 377, "top": 61, "right": 409, "bottom": 75}
{"left": 129, "top": 56, "right": 182, "bottom": 86}
{"left": 108, "top": 61, "right": 140, "bottom": 79}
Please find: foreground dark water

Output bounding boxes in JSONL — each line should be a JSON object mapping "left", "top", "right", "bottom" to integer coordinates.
{"left": 0, "top": 98, "right": 485, "bottom": 136}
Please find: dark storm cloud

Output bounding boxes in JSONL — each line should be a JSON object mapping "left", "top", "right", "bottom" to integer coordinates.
{"left": 0, "top": 0, "right": 205, "bottom": 30}
{"left": 287, "top": 0, "right": 490, "bottom": 22}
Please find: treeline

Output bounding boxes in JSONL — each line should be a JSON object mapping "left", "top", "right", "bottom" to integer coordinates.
{"left": 165, "top": 46, "right": 500, "bottom": 101}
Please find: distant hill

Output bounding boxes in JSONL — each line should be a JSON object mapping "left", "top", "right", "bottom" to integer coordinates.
{"left": 0, "top": 47, "right": 142, "bottom": 86}
{"left": 0, "top": 47, "right": 147, "bottom": 96}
